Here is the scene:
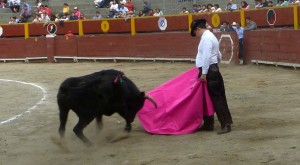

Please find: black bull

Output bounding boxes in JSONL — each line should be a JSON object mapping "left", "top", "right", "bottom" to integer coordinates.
{"left": 57, "top": 69, "right": 157, "bottom": 146}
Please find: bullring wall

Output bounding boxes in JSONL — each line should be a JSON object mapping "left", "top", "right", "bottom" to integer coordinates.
{"left": 0, "top": 6, "right": 299, "bottom": 66}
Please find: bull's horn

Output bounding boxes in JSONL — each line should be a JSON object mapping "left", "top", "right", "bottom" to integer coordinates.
{"left": 145, "top": 94, "right": 157, "bottom": 108}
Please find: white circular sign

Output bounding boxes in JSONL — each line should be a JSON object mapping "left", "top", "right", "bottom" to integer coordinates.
{"left": 158, "top": 17, "right": 167, "bottom": 31}
{"left": 0, "top": 26, "right": 3, "bottom": 36}
{"left": 47, "top": 23, "right": 57, "bottom": 34}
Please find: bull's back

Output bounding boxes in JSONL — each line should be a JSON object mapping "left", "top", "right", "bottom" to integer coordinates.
{"left": 57, "top": 69, "right": 122, "bottom": 104}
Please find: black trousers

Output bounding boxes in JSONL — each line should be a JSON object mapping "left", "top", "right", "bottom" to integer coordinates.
{"left": 198, "top": 64, "right": 233, "bottom": 128}
{"left": 238, "top": 38, "right": 244, "bottom": 60}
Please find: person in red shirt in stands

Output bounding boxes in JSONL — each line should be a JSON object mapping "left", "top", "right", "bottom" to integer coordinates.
{"left": 125, "top": 0, "right": 134, "bottom": 12}
{"left": 44, "top": 5, "right": 52, "bottom": 17}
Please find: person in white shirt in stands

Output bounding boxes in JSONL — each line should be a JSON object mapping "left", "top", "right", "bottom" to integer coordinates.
{"left": 190, "top": 19, "right": 233, "bottom": 134}
{"left": 276, "top": 0, "right": 289, "bottom": 6}
{"left": 153, "top": 8, "right": 163, "bottom": 16}
{"left": 119, "top": 0, "right": 126, "bottom": 5}
{"left": 180, "top": 7, "right": 189, "bottom": 14}
{"left": 225, "top": 0, "right": 238, "bottom": 11}
{"left": 93, "top": 11, "right": 102, "bottom": 19}
{"left": 289, "top": 0, "right": 299, "bottom": 5}
{"left": 212, "top": 4, "right": 222, "bottom": 12}
{"left": 119, "top": 3, "right": 128, "bottom": 15}
{"left": 107, "top": 0, "right": 119, "bottom": 18}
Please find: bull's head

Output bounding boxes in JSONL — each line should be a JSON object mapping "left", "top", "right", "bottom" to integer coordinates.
{"left": 127, "top": 92, "right": 157, "bottom": 123}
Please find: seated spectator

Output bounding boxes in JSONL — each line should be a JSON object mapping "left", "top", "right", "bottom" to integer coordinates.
{"left": 149, "top": 9, "right": 154, "bottom": 16}
{"left": 40, "top": 10, "right": 50, "bottom": 22}
{"left": 153, "top": 8, "right": 163, "bottom": 16}
{"left": 219, "top": 21, "right": 234, "bottom": 32}
{"left": 36, "top": 0, "right": 42, "bottom": 8}
{"left": 62, "top": 3, "right": 69, "bottom": 15}
{"left": 44, "top": 5, "right": 51, "bottom": 16}
{"left": 267, "top": 0, "right": 274, "bottom": 7}
{"left": 55, "top": 13, "right": 68, "bottom": 26}
{"left": 116, "top": 10, "right": 125, "bottom": 18}
{"left": 289, "top": 0, "right": 300, "bottom": 4}
{"left": 198, "top": 4, "right": 207, "bottom": 13}
{"left": 73, "top": 6, "right": 81, "bottom": 19}
{"left": 119, "top": 3, "right": 129, "bottom": 15}
{"left": 94, "top": 0, "right": 102, "bottom": 7}
{"left": 79, "top": 13, "right": 86, "bottom": 20}
{"left": 225, "top": 0, "right": 238, "bottom": 11}
{"left": 138, "top": 10, "right": 145, "bottom": 17}
{"left": 125, "top": 0, "right": 134, "bottom": 12}
{"left": 192, "top": 4, "right": 199, "bottom": 13}
{"left": 142, "top": 0, "right": 151, "bottom": 16}
{"left": 19, "top": 4, "right": 31, "bottom": 22}
{"left": 59, "top": 13, "right": 69, "bottom": 21}
{"left": 21, "top": 1, "right": 31, "bottom": 11}
{"left": 245, "top": 17, "right": 257, "bottom": 30}
{"left": 32, "top": 14, "right": 41, "bottom": 23}
{"left": 38, "top": 4, "right": 45, "bottom": 13}
{"left": 69, "top": 12, "right": 78, "bottom": 20}
{"left": 119, "top": 0, "right": 126, "bottom": 5}
{"left": 212, "top": 4, "right": 222, "bottom": 12}
{"left": 276, "top": 0, "right": 289, "bottom": 6}
{"left": 180, "top": 7, "right": 189, "bottom": 14}
{"left": 107, "top": 0, "right": 119, "bottom": 18}
{"left": 93, "top": 11, "right": 102, "bottom": 19}
{"left": 126, "top": 10, "right": 135, "bottom": 19}
{"left": 9, "top": 0, "right": 21, "bottom": 13}
{"left": 8, "top": 16, "right": 19, "bottom": 24}
{"left": 97, "top": 0, "right": 110, "bottom": 8}
{"left": 255, "top": 0, "right": 268, "bottom": 8}
{"left": 239, "top": 1, "right": 250, "bottom": 10}
{"left": 0, "top": 0, "right": 6, "bottom": 8}
{"left": 207, "top": 4, "right": 215, "bottom": 12}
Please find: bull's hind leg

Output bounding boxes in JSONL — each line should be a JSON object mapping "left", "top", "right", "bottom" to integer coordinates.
{"left": 58, "top": 105, "right": 70, "bottom": 138}
{"left": 73, "top": 117, "right": 93, "bottom": 147}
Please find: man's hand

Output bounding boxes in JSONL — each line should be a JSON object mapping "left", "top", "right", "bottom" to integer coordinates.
{"left": 200, "top": 74, "right": 207, "bottom": 82}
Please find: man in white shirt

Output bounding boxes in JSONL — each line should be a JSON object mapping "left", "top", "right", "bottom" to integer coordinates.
{"left": 225, "top": 0, "right": 238, "bottom": 11}
{"left": 190, "top": 19, "right": 233, "bottom": 134}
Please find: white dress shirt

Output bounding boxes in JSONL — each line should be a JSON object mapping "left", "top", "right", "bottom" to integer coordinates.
{"left": 195, "top": 30, "right": 222, "bottom": 74}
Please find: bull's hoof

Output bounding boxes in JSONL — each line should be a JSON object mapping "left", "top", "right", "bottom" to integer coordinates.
{"left": 85, "top": 141, "right": 92, "bottom": 147}
{"left": 125, "top": 126, "right": 131, "bottom": 132}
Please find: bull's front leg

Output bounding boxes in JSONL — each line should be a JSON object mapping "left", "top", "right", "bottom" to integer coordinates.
{"left": 118, "top": 111, "right": 132, "bottom": 132}
{"left": 96, "top": 115, "right": 103, "bottom": 130}
{"left": 125, "top": 119, "right": 132, "bottom": 132}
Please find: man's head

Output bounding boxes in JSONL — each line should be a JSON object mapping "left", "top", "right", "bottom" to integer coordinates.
{"left": 222, "top": 21, "right": 230, "bottom": 28}
{"left": 190, "top": 19, "right": 207, "bottom": 37}
{"left": 245, "top": 17, "right": 251, "bottom": 24}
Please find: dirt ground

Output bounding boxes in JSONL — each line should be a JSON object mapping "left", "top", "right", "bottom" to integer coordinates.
{"left": 0, "top": 62, "right": 299, "bottom": 165}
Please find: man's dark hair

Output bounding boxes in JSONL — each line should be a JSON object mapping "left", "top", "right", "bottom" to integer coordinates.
{"left": 190, "top": 19, "right": 206, "bottom": 37}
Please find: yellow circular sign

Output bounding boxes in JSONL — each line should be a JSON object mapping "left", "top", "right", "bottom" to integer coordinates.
{"left": 211, "top": 14, "right": 220, "bottom": 28}
{"left": 101, "top": 21, "right": 110, "bottom": 33}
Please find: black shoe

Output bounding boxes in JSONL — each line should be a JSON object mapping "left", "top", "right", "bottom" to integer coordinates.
{"left": 217, "top": 124, "right": 231, "bottom": 134}
{"left": 199, "top": 124, "right": 214, "bottom": 131}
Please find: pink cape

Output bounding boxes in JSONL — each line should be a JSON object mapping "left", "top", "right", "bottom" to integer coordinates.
{"left": 137, "top": 67, "right": 215, "bottom": 135}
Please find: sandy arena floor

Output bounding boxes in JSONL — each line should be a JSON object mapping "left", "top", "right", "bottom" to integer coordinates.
{"left": 0, "top": 62, "right": 299, "bottom": 165}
